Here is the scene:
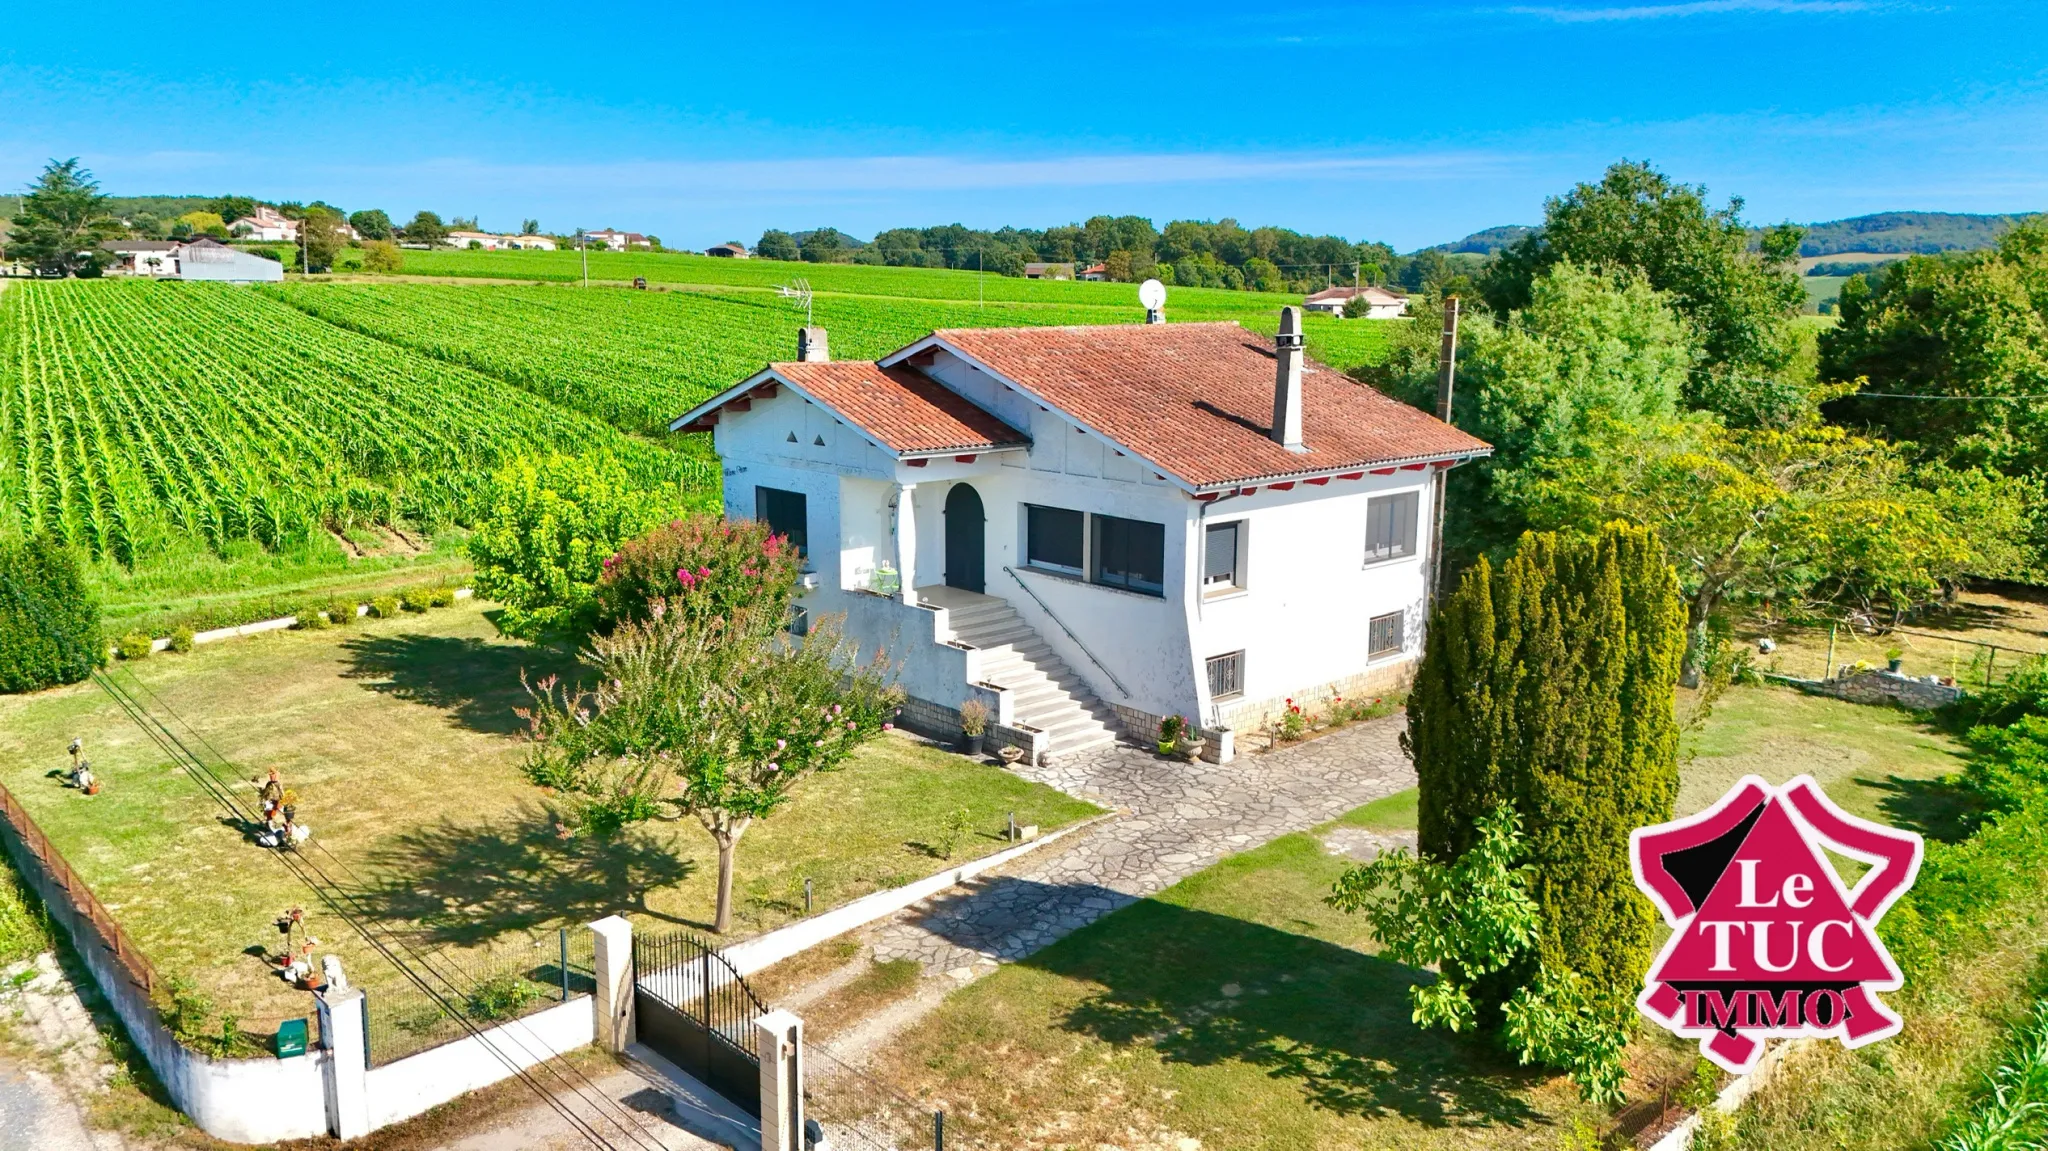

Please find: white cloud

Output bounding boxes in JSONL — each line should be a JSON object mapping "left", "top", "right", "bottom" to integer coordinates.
{"left": 1507, "top": 0, "right": 1870, "bottom": 21}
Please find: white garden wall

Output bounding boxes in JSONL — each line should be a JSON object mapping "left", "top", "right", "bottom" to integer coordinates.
{"left": 363, "top": 993, "right": 596, "bottom": 1130}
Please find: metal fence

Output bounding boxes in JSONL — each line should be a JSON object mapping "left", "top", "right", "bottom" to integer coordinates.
{"left": 1755, "top": 621, "right": 2047, "bottom": 687}
{"left": 364, "top": 928, "right": 595, "bottom": 1066}
{"left": 633, "top": 928, "right": 767, "bottom": 1115}
{"left": 806, "top": 1039, "right": 951, "bottom": 1151}
{"left": 0, "top": 780, "right": 156, "bottom": 997}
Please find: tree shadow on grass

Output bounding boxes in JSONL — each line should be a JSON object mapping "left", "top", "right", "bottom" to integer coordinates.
{"left": 934, "top": 882, "right": 1548, "bottom": 1130}
{"left": 340, "top": 632, "right": 581, "bottom": 736}
{"left": 347, "top": 803, "right": 703, "bottom": 947}
{"left": 1854, "top": 773, "right": 1979, "bottom": 843}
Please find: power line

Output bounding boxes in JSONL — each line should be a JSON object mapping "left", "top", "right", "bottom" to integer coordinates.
{"left": 91, "top": 667, "right": 668, "bottom": 1151}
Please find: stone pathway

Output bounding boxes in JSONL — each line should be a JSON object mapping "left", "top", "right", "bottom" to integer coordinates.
{"left": 868, "top": 717, "right": 1413, "bottom": 975}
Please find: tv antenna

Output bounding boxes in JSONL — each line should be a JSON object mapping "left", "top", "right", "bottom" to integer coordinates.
{"left": 778, "top": 278, "right": 814, "bottom": 328}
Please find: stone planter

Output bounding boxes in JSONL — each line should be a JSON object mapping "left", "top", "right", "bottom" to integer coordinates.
{"left": 1178, "top": 738, "right": 1206, "bottom": 763}
{"left": 997, "top": 745, "right": 1025, "bottom": 766}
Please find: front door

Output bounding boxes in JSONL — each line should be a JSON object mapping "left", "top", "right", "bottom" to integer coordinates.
{"left": 944, "top": 483, "right": 985, "bottom": 593}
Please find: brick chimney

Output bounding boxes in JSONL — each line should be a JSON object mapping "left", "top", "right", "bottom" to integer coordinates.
{"left": 797, "top": 327, "right": 829, "bottom": 363}
{"left": 1271, "top": 306, "right": 1306, "bottom": 451}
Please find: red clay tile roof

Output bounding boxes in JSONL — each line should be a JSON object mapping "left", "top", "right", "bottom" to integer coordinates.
{"left": 765, "top": 361, "right": 1028, "bottom": 455}
{"left": 924, "top": 322, "right": 1488, "bottom": 488}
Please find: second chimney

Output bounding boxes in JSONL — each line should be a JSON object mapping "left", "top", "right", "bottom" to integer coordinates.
{"left": 797, "top": 326, "right": 830, "bottom": 363}
{"left": 1271, "top": 306, "right": 1306, "bottom": 452}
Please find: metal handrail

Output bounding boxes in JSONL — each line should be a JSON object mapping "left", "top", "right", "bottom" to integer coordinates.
{"left": 1001, "top": 566, "right": 1132, "bottom": 698}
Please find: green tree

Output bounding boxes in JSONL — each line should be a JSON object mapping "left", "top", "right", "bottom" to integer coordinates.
{"left": 361, "top": 239, "right": 403, "bottom": 273}
{"left": 1821, "top": 221, "right": 2048, "bottom": 480}
{"left": 0, "top": 535, "right": 104, "bottom": 694}
{"left": 520, "top": 218, "right": 540, "bottom": 236}
{"left": 467, "top": 453, "right": 694, "bottom": 636}
{"left": 522, "top": 606, "right": 901, "bottom": 932}
{"left": 9, "top": 159, "right": 125, "bottom": 276}
{"left": 1405, "top": 523, "right": 1685, "bottom": 1034}
{"left": 1481, "top": 161, "right": 1809, "bottom": 426}
{"left": 207, "top": 195, "right": 256, "bottom": 224}
{"left": 348, "top": 208, "right": 394, "bottom": 240}
{"left": 755, "top": 229, "right": 799, "bottom": 261}
{"left": 1527, "top": 418, "right": 2033, "bottom": 679}
{"left": 400, "top": 211, "right": 447, "bottom": 245}
{"left": 300, "top": 208, "right": 347, "bottom": 272}
{"left": 178, "top": 211, "right": 229, "bottom": 239}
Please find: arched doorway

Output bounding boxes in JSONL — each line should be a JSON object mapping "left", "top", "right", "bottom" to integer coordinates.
{"left": 943, "top": 483, "right": 986, "bottom": 593}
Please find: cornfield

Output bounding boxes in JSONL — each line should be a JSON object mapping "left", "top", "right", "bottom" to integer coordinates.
{"left": 0, "top": 279, "right": 705, "bottom": 566}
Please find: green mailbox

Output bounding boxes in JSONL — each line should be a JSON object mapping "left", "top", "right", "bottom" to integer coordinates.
{"left": 275, "top": 1017, "right": 309, "bottom": 1059}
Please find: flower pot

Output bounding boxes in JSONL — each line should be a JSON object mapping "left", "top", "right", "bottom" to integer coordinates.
{"left": 1179, "top": 738, "right": 1206, "bottom": 762}
{"left": 962, "top": 733, "right": 985, "bottom": 757}
{"left": 998, "top": 745, "right": 1025, "bottom": 766}
{"left": 1887, "top": 658, "right": 1903, "bottom": 673}
{"left": 1156, "top": 740, "right": 1176, "bottom": 757}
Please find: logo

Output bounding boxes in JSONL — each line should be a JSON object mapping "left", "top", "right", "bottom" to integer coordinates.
{"left": 1631, "top": 775, "right": 1922, "bottom": 1073}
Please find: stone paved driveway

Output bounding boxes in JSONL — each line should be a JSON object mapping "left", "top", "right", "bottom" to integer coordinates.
{"left": 868, "top": 716, "right": 1414, "bottom": 974}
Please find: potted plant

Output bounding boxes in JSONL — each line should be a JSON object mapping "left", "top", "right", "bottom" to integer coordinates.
{"left": 959, "top": 699, "right": 989, "bottom": 757}
{"left": 1176, "top": 719, "right": 1206, "bottom": 763}
{"left": 1885, "top": 647, "right": 1904, "bottom": 673}
{"left": 1156, "top": 715, "right": 1184, "bottom": 757}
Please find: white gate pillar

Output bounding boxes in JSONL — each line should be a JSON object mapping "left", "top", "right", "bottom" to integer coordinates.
{"left": 591, "top": 915, "right": 635, "bottom": 1053}
{"left": 319, "top": 987, "right": 370, "bottom": 1139}
{"left": 756, "top": 1009, "right": 805, "bottom": 1151}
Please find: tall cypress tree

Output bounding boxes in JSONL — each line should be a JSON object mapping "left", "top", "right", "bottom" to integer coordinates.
{"left": 1405, "top": 522, "right": 1684, "bottom": 1016}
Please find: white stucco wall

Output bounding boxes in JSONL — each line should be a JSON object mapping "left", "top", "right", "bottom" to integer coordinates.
{"left": 363, "top": 996, "right": 595, "bottom": 1130}
{"left": 1191, "top": 471, "right": 1434, "bottom": 723}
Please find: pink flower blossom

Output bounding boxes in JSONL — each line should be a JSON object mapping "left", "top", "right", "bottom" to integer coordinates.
{"left": 832, "top": 703, "right": 842, "bottom": 716}
{"left": 774, "top": 739, "right": 786, "bottom": 750}
{"left": 766, "top": 762, "right": 780, "bottom": 773}
{"left": 677, "top": 568, "right": 697, "bottom": 589}
{"left": 881, "top": 723, "right": 893, "bottom": 731}
{"left": 697, "top": 566, "right": 711, "bottom": 579}
{"left": 845, "top": 721, "right": 856, "bottom": 731}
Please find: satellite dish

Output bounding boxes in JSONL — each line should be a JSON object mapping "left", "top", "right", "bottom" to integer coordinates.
{"left": 1138, "top": 279, "right": 1167, "bottom": 310}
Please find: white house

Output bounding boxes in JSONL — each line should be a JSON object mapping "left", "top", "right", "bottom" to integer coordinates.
{"left": 1303, "top": 285, "right": 1410, "bottom": 319}
{"left": 99, "top": 240, "right": 183, "bottom": 276}
{"left": 511, "top": 235, "right": 557, "bottom": 251}
{"left": 175, "top": 239, "right": 285, "bottom": 282}
{"left": 447, "top": 230, "right": 510, "bottom": 250}
{"left": 584, "top": 229, "right": 651, "bottom": 251}
{"left": 672, "top": 308, "right": 1490, "bottom": 762}
{"left": 229, "top": 205, "right": 298, "bottom": 242}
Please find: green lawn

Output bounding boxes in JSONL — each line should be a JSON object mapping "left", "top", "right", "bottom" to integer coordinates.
{"left": 0, "top": 599, "right": 1097, "bottom": 1033}
{"left": 867, "top": 683, "right": 1956, "bottom": 1149}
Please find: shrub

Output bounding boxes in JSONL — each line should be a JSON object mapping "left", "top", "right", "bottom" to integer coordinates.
{"left": 116, "top": 632, "right": 154, "bottom": 660}
{"left": 399, "top": 587, "right": 434, "bottom": 613}
{"left": 595, "top": 513, "right": 803, "bottom": 632}
{"left": 958, "top": 699, "right": 989, "bottom": 737}
{"left": 324, "top": 598, "right": 358, "bottom": 627}
{"left": 296, "top": 605, "right": 329, "bottom": 630}
{"left": 470, "top": 452, "right": 695, "bottom": 637}
{"left": 361, "top": 239, "right": 403, "bottom": 274}
{"left": 934, "top": 807, "right": 975, "bottom": 859}
{"left": 369, "top": 595, "right": 401, "bottom": 619}
{"left": 466, "top": 974, "right": 542, "bottom": 1021}
{"left": 428, "top": 586, "right": 458, "bottom": 608}
{"left": 1960, "top": 714, "right": 2048, "bottom": 815}
{"left": 0, "top": 535, "right": 103, "bottom": 693}
{"left": 169, "top": 627, "right": 196, "bottom": 654}
{"left": 156, "top": 975, "right": 257, "bottom": 1058}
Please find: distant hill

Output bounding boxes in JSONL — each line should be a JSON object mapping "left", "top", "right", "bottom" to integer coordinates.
{"left": 1430, "top": 225, "right": 1534, "bottom": 255}
{"left": 1792, "top": 211, "right": 2037, "bottom": 256}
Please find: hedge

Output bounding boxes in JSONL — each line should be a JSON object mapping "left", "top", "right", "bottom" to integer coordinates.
{"left": 0, "top": 536, "right": 103, "bottom": 693}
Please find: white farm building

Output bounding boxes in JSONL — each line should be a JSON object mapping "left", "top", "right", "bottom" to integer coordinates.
{"left": 1303, "top": 285, "right": 1410, "bottom": 319}
{"left": 673, "top": 309, "right": 1489, "bottom": 762}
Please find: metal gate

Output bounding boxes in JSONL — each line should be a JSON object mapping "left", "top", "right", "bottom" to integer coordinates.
{"left": 633, "top": 929, "right": 766, "bottom": 1116}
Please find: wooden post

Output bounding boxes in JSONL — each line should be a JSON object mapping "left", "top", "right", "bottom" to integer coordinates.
{"left": 1825, "top": 623, "right": 1837, "bottom": 679}
{"left": 1427, "top": 296, "right": 1461, "bottom": 613}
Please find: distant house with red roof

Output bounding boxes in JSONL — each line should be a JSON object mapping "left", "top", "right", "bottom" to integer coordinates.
{"left": 1304, "top": 284, "right": 1410, "bottom": 319}
{"left": 671, "top": 307, "right": 1487, "bottom": 761}
{"left": 584, "top": 228, "right": 651, "bottom": 251}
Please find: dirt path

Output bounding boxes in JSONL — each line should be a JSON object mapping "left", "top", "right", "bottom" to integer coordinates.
{"left": 0, "top": 954, "right": 134, "bottom": 1151}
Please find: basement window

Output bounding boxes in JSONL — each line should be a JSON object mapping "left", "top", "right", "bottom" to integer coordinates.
{"left": 1368, "top": 612, "right": 1405, "bottom": 659}
{"left": 1206, "top": 651, "right": 1245, "bottom": 701}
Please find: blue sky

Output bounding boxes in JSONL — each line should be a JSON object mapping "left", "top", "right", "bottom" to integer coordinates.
{"left": 3, "top": 1, "right": 2044, "bottom": 250}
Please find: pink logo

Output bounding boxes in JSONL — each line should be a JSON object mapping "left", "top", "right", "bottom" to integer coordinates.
{"left": 1631, "top": 775, "right": 1922, "bottom": 1073}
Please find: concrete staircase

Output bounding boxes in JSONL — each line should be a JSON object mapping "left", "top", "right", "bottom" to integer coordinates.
{"left": 927, "top": 589, "right": 1122, "bottom": 757}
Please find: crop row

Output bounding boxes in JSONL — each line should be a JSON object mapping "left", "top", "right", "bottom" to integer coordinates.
{"left": 0, "top": 280, "right": 709, "bottom": 567}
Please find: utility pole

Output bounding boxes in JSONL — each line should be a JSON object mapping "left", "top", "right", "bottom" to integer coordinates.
{"left": 578, "top": 229, "right": 588, "bottom": 288}
{"left": 1427, "top": 296, "right": 1461, "bottom": 612}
